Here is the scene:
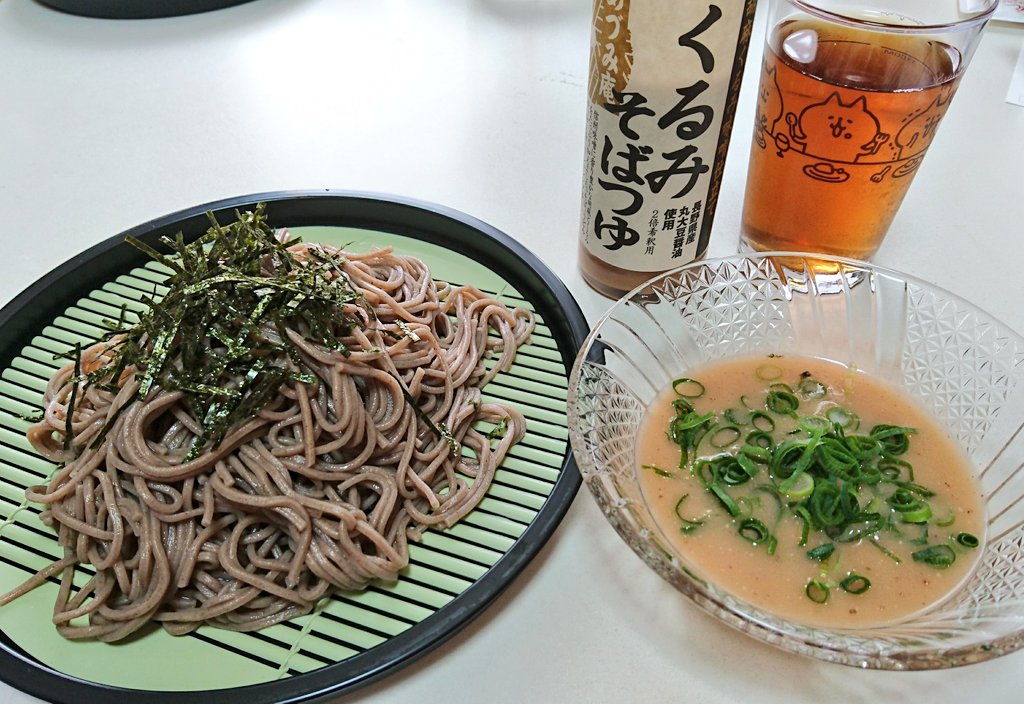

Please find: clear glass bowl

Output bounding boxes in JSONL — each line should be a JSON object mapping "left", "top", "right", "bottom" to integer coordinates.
{"left": 566, "top": 253, "right": 1024, "bottom": 670}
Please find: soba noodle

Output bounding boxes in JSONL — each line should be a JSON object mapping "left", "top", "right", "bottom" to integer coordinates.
{"left": 1, "top": 228, "right": 534, "bottom": 642}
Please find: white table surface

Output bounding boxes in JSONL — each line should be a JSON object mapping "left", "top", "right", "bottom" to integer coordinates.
{"left": 1, "top": 0, "right": 1022, "bottom": 702}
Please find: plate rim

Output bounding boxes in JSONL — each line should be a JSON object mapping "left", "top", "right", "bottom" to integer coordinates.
{"left": 0, "top": 189, "right": 588, "bottom": 703}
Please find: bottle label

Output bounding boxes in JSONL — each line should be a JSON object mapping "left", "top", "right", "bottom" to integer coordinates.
{"left": 580, "top": 0, "right": 756, "bottom": 272}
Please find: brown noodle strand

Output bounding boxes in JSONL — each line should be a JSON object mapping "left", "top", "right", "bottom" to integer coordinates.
{"left": 4, "top": 242, "right": 533, "bottom": 640}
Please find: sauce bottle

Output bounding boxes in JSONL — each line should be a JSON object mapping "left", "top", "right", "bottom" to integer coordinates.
{"left": 578, "top": 0, "right": 758, "bottom": 297}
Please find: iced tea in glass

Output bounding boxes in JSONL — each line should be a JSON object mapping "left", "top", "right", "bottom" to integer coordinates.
{"left": 740, "top": 0, "right": 997, "bottom": 261}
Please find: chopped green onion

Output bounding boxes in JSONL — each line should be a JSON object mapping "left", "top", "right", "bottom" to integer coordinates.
{"left": 735, "top": 452, "right": 761, "bottom": 480}
{"left": 709, "top": 425, "right": 741, "bottom": 448}
{"left": 772, "top": 437, "right": 818, "bottom": 480}
{"left": 808, "top": 479, "right": 845, "bottom": 528}
{"left": 755, "top": 364, "right": 783, "bottom": 381}
{"left": 887, "top": 488, "right": 921, "bottom": 512}
{"left": 766, "top": 389, "right": 800, "bottom": 415}
{"left": 908, "top": 523, "right": 930, "bottom": 546}
{"left": 840, "top": 573, "right": 871, "bottom": 595}
{"left": 955, "top": 532, "right": 979, "bottom": 549}
{"left": 781, "top": 471, "right": 814, "bottom": 499}
{"left": 709, "top": 483, "right": 740, "bottom": 517}
{"left": 642, "top": 464, "right": 674, "bottom": 478}
{"left": 734, "top": 495, "right": 758, "bottom": 519}
{"left": 798, "top": 415, "right": 831, "bottom": 433}
{"left": 868, "top": 536, "right": 903, "bottom": 564}
{"left": 912, "top": 544, "right": 956, "bottom": 568}
{"left": 797, "top": 376, "right": 827, "bottom": 399}
{"left": 723, "top": 408, "right": 748, "bottom": 425}
{"left": 806, "top": 543, "right": 835, "bottom": 561}
{"left": 670, "top": 411, "right": 714, "bottom": 435}
{"left": 870, "top": 424, "right": 917, "bottom": 456}
{"left": 844, "top": 434, "right": 881, "bottom": 461}
{"left": 745, "top": 429, "right": 775, "bottom": 452}
{"left": 738, "top": 517, "right": 772, "bottom": 548}
{"left": 674, "top": 495, "right": 704, "bottom": 533}
{"left": 794, "top": 505, "right": 813, "bottom": 546}
{"left": 833, "top": 513, "right": 883, "bottom": 543}
{"left": 815, "top": 437, "right": 859, "bottom": 479}
{"left": 899, "top": 503, "right": 933, "bottom": 524}
{"left": 878, "top": 457, "right": 913, "bottom": 482}
{"left": 672, "top": 377, "right": 705, "bottom": 398}
{"left": 717, "top": 456, "right": 755, "bottom": 486}
{"left": 825, "top": 406, "right": 859, "bottom": 431}
{"left": 657, "top": 365, "right": 971, "bottom": 608}
{"left": 750, "top": 411, "right": 776, "bottom": 432}
{"left": 805, "top": 579, "right": 830, "bottom": 604}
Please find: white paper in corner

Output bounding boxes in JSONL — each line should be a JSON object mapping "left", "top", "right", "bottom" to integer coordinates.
{"left": 1009, "top": 44, "right": 1024, "bottom": 106}
{"left": 995, "top": 0, "right": 1024, "bottom": 24}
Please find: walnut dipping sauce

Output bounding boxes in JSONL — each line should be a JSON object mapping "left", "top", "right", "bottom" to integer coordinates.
{"left": 637, "top": 354, "right": 985, "bottom": 628}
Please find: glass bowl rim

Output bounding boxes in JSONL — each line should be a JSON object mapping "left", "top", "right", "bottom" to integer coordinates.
{"left": 566, "top": 250, "right": 1024, "bottom": 670}
{"left": 573, "top": 251, "right": 1024, "bottom": 362}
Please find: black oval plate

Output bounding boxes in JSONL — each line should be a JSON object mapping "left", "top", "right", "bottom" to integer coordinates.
{"left": 0, "top": 190, "right": 587, "bottom": 704}
{"left": 36, "top": 0, "right": 258, "bottom": 19}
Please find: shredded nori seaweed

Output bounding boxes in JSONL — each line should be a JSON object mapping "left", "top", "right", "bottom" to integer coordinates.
{"left": 64, "top": 204, "right": 363, "bottom": 458}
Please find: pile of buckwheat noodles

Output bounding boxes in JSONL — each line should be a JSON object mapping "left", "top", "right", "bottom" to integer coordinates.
{"left": 2, "top": 231, "right": 534, "bottom": 642}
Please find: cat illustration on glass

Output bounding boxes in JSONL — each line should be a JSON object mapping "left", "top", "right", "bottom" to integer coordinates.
{"left": 754, "top": 60, "right": 784, "bottom": 149}
{"left": 784, "top": 92, "right": 889, "bottom": 163}
{"left": 749, "top": 37, "right": 957, "bottom": 187}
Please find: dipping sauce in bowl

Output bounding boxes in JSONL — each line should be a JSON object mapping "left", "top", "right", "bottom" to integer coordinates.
{"left": 637, "top": 353, "right": 985, "bottom": 628}
{"left": 568, "top": 252, "right": 1024, "bottom": 668}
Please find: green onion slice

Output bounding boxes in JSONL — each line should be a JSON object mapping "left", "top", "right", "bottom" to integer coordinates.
{"left": 900, "top": 503, "right": 933, "bottom": 524}
{"left": 825, "top": 406, "right": 860, "bottom": 431}
{"left": 738, "top": 518, "right": 772, "bottom": 547}
{"left": 870, "top": 424, "right": 917, "bottom": 456}
{"left": 844, "top": 434, "right": 881, "bottom": 461}
{"left": 833, "top": 513, "right": 883, "bottom": 543}
{"left": 805, "top": 579, "right": 830, "bottom": 604}
{"left": 869, "top": 536, "right": 903, "bottom": 564}
{"left": 955, "top": 532, "right": 980, "bottom": 549}
{"left": 709, "top": 483, "right": 740, "bottom": 517}
{"left": 794, "top": 505, "right": 813, "bottom": 547}
{"left": 723, "top": 408, "right": 748, "bottom": 425}
{"left": 717, "top": 456, "right": 755, "bottom": 486}
{"left": 735, "top": 452, "right": 761, "bottom": 480}
{"left": 781, "top": 471, "right": 814, "bottom": 499}
{"left": 798, "top": 415, "right": 831, "bottom": 433}
{"left": 750, "top": 411, "right": 776, "bottom": 432}
{"left": 766, "top": 389, "right": 800, "bottom": 415}
{"left": 840, "top": 573, "right": 871, "bottom": 595}
{"left": 797, "top": 376, "right": 827, "bottom": 399}
{"left": 745, "top": 429, "right": 775, "bottom": 453}
{"left": 806, "top": 543, "right": 835, "bottom": 561}
{"left": 878, "top": 457, "right": 913, "bottom": 482}
{"left": 772, "top": 438, "right": 817, "bottom": 480}
{"left": 641, "top": 464, "right": 674, "bottom": 478}
{"left": 912, "top": 544, "right": 956, "bottom": 568}
{"left": 709, "top": 425, "right": 741, "bottom": 449}
{"left": 674, "top": 494, "right": 704, "bottom": 533}
{"left": 808, "top": 480, "right": 845, "bottom": 528}
{"left": 672, "top": 377, "right": 705, "bottom": 398}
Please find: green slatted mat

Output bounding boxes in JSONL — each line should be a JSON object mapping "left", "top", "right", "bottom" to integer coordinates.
{"left": 0, "top": 197, "right": 584, "bottom": 701}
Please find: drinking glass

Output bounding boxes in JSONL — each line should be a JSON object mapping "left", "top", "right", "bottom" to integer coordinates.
{"left": 739, "top": 0, "right": 997, "bottom": 261}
